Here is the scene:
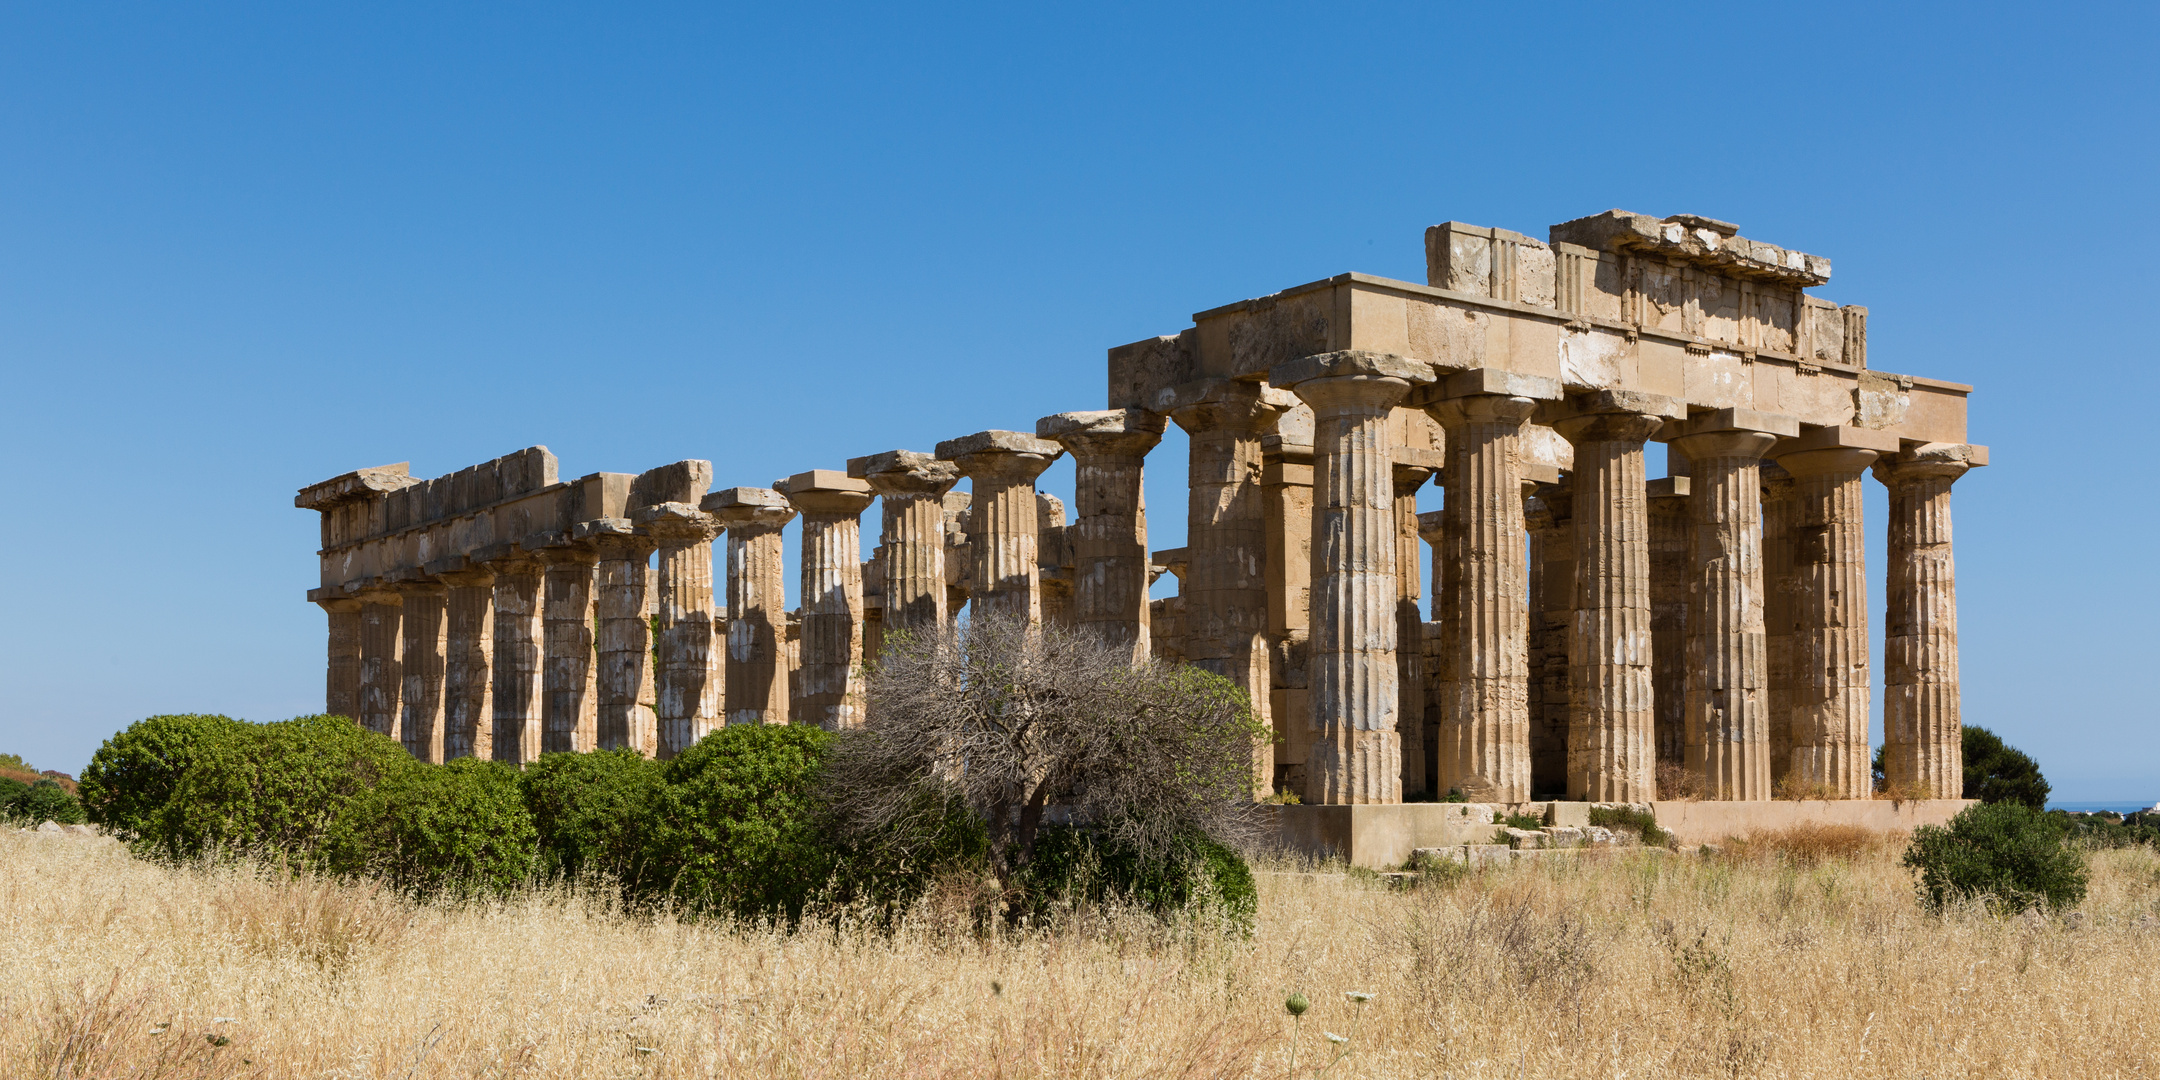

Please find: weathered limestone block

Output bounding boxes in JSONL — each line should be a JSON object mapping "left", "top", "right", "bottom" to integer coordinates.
{"left": 395, "top": 580, "right": 448, "bottom": 762}
{"left": 1415, "top": 368, "right": 1563, "bottom": 803}
{"left": 578, "top": 519, "right": 657, "bottom": 755}
{"left": 483, "top": 550, "right": 545, "bottom": 763}
{"left": 356, "top": 586, "right": 404, "bottom": 742}
{"left": 1875, "top": 442, "right": 1985, "bottom": 798}
{"left": 635, "top": 502, "right": 724, "bottom": 754}
{"left": 538, "top": 544, "right": 600, "bottom": 754}
{"left": 435, "top": 563, "right": 495, "bottom": 760}
{"left": 1039, "top": 408, "right": 1166, "bottom": 663}
{"left": 1426, "top": 222, "right": 1556, "bottom": 307}
{"left": 851, "top": 450, "right": 961, "bottom": 633}
{"left": 936, "top": 431, "right": 1062, "bottom": 626}
{"left": 315, "top": 597, "right": 362, "bottom": 721}
{"left": 1670, "top": 408, "right": 1799, "bottom": 800}
{"left": 1165, "top": 378, "right": 1294, "bottom": 797}
{"left": 704, "top": 487, "right": 795, "bottom": 726}
{"left": 1647, "top": 477, "right": 1691, "bottom": 768}
{"left": 780, "top": 470, "right": 876, "bottom": 730}
{"left": 1778, "top": 427, "right": 1897, "bottom": 798}
{"left": 1271, "top": 350, "right": 1435, "bottom": 805}
{"left": 1553, "top": 390, "right": 1682, "bottom": 803}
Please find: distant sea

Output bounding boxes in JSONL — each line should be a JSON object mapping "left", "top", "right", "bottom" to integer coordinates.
{"left": 2049, "top": 800, "right": 2158, "bottom": 814}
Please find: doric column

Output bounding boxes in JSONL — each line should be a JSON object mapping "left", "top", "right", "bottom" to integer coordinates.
{"left": 1394, "top": 457, "right": 1436, "bottom": 800}
{"left": 704, "top": 487, "right": 795, "bottom": 725}
{"left": 1037, "top": 493, "right": 1075, "bottom": 629}
{"left": 1761, "top": 461, "right": 1799, "bottom": 789}
{"left": 852, "top": 450, "right": 962, "bottom": 634}
{"left": 1167, "top": 379, "right": 1293, "bottom": 796}
{"left": 1039, "top": 408, "right": 1167, "bottom": 663}
{"left": 1270, "top": 351, "right": 1434, "bottom": 805}
{"left": 635, "top": 502, "right": 724, "bottom": 754}
{"left": 1647, "top": 477, "right": 1691, "bottom": 769}
{"left": 484, "top": 549, "right": 545, "bottom": 763}
{"left": 1524, "top": 481, "right": 1572, "bottom": 798}
{"left": 781, "top": 470, "right": 876, "bottom": 730}
{"left": 1669, "top": 408, "right": 1799, "bottom": 800}
{"left": 540, "top": 544, "right": 600, "bottom": 754}
{"left": 1874, "top": 442, "right": 1985, "bottom": 798}
{"left": 935, "top": 431, "right": 1063, "bottom": 626}
{"left": 1415, "top": 368, "right": 1561, "bottom": 803}
{"left": 355, "top": 585, "right": 404, "bottom": 741}
{"left": 1415, "top": 508, "right": 1446, "bottom": 795}
{"left": 1262, "top": 435, "right": 1315, "bottom": 796}
{"left": 435, "top": 562, "right": 494, "bottom": 760}
{"left": 1777, "top": 427, "right": 1899, "bottom": 798}
{"left": 396, "top": 578, "right": 449, "bottom": 762}
{"left": 315, "top": 596, "right": 362, "bottom": 719}
{"left": 1553, "top": 391, "right": 1678, "bottom": 803}
{"left": 578, "top": 520, "right": 658, "bottom": 755}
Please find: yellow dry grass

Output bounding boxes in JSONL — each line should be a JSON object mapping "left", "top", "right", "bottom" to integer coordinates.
{"left": 4, "top": 827, "right": 2158, "bottom": 1078}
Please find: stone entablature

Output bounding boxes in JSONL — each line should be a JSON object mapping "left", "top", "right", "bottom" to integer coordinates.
{"left": 299, "top": 208, "right": 1987, "bottom": 804}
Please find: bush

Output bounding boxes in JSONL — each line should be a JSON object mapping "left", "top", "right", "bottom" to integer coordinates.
{"left": 1962, "top": 726, "right": 2050, "bottom": 809}
{"left": 79, "top": 714, "right": 249, "bottom": 840}
{"left": 324, "top": 756, "right": 538, "bottom": 898}
{"left": 2051, "top": 811, "right": 2160, "bottom": 850}
{"left": 1017, "top": 824, "right": 1257, "bottom": 932}
{"left": 3, "top": 777, "right": 87, "bottom": 825}
{"left": 1903, "top": 801, "right": 2087, "bottom": 913}
{"left": 521, "top": 748, "right": 667, "bottom": 888}
{"left": 147, "top": 714, "right": 416, "bottom": 862}
{"left": 1589, "top": 805, "right": 1671, "bottom": 848}
{"left": 643, "top": 724, "right": 838, "bottom": 921}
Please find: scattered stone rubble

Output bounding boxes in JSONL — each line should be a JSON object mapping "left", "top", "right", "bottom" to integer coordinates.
{"left": 300, "top": 209, "right": 1983, "bottom": 806}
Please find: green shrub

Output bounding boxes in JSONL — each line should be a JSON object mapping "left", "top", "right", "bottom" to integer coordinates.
{"left": 1589, "top": 805, "right": 1672, "bottom": 847}
{"left": 1499, "top": 811, "right": 1545, "bottom": 831}
{"left": 148, "top": 714, "right": 415, "bottom": 863}
{"left": 643, "top": 724, "right": 839, "bottom": 921}
{"left": 1903, "top": 801, "right": 2087, "bottom": 913}
{"left": 2051, "top": 810, "right": 2160, "bottom": 850}
{"left": 3, "top": 777, "right": 87, "bottom": 825}
{"left": 79, "top": 714, "right": 249, "bottom": 840}
{"left": 1017, "top": 825, "right": 1257, "bottom": 932}
{"left": 324, "top": 756, "right": 537, "bottom": 898}
{"left": 1962, "top": 726, "right": 2050, "bottom": 809}
{"left": 521, "top": 748, "right": 667, "bottom": 888}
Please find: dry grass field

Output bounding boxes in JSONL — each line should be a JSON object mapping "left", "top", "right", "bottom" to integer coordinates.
{"left": 5, "top": 825, "right": 2157, "bottom": 1079}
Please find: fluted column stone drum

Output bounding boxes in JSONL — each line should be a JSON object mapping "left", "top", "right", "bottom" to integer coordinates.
{"left": 1875, "top": 442, "right": 1984, "bottom": 798}
{"left": 782, "top": 470, "right": 876, "bottom": 730}
{"left": 1039, "top": 408, "right": 1166, "bottom": 664}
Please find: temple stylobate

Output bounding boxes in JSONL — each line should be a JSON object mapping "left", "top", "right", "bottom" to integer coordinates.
{"left": 300, "top": 208, "right": 1984, "bottom": 808}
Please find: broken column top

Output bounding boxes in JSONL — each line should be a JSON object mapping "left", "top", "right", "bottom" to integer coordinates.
{"left": 629, "top": 460, "right": 713, "bottom": 510}
{"left": 295, "top": 463, "right": 418, "bottom": 510}
{"left": 935, "top": 430, "right": 1063, "bottom": 461}
{"left": 1548, "top": 209, "right": 1831, "bottom": 287}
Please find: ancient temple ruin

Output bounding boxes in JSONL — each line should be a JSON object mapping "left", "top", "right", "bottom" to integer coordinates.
{"left": 301, "top": 209, "right": 1983, "bottom": 813}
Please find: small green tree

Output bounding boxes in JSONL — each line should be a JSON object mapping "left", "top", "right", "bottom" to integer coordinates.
{"left": 148, "top": 714, "right": 415, "bottom": 862}
{"left": 79, "top": 714, "right": 248, "bottom": 840}
{"left": 1962, "top": 726, "right": 2050, "bottom": 809}
{"left": 1903, "top": 800, "right": 2087, "bottom": 913}
{"left": 324, "top": 756, "right": 537, "bottom": 898}
{"left": 521, "top": 748, "right": 667, "bottom": 888}
{"left": 642, "top": 724, "right": 838, "bottom": 921}
{"left": 3, "top": 777, "right": 87, "bottom": 825}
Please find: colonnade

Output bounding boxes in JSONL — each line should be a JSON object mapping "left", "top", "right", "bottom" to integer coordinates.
{"left": 304, "top": 363, "right": 1978, "bottom": 802}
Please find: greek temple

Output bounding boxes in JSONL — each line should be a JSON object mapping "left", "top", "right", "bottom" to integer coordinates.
{"left": 300, "top": 209, "right": 1983, "bottom": 812}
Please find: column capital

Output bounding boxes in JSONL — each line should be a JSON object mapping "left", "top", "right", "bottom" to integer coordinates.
{"left": 1646, "top": 475, "right": 1691, "bottom": 500}
{"left": 1161, "top": 377, "right": 1294, "bottom": 436}
{"left": 849, "top": 450, "right": 961, "bottom": 498}
{"left": 1415, "top": 509, "right": 1444, "bottom": 548}
{"left": 701, "top": 487, "right": 796, "bottom": 532}
{"left": 1392, "top": 453, "right": 1439, "bottom": 498}
{"left": 312, "top": 593, "right": 362, "bottom": 614}
{"left": 1526, "top": 480, "right": 1572, "bottom": 531}
{"left": 1669, "top": 409, "right": 1789, "bottom": 462}
{"left": 1037, "top": 408, "right": 1167, "bottom": 461}
{"left": 352, "top": 580, "right": 404, "bottom": 605}
{"left": 1267, "top": 350, "right": 1434, "bottom": 395}
{"left": 387, "top": 569, "right": 448, "bottom": 596}
{"left": 1772, "top": 425, "right": 1899, "bottom": 479}
{"left": 1517, "top": 461, "right": 1561, "bottom": 500}
{"left": 1407, "top": 367, "right": 1562, "bottom": 412}
{"left": 1871, "top": 442, "right": 1987, "bottom": 487}
{"left": 1550, "top": 389, "right": 1678, "bottom": 445}
{"left": 778, "top": 470, "right": 875, "bottom": 517}
{"left": 935, "top": 430, "right": 1062, "bottom": 484}
{"left": 575, "top": 517, "right": 660, "bottom": 560}
{"left": 632, "top": 501, "right": 726, "bottom": 544}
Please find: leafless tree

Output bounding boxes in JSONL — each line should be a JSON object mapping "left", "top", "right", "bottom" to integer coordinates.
{"left": 821, "top": 614, "right": 1264, "bottom": 897}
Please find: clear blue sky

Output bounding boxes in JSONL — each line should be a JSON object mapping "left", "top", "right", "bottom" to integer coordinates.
{"left": 3, "top": 3, "right": 2153, "bottom": 801}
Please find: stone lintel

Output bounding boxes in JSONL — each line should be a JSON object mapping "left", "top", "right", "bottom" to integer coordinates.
{"left": 1547, "top": 208, "right": 1832, "bottom": 287}
{"left": 701, "top": 487, "right": 792, "bottom": 513}
{"left": 1151, "top": 547, "right": 1190, "bottom": 582}
{"left": 1266, "top": 349, "right": 1434, "bottom": 390}
{"left": 1408, "top": 368, "right": 1564, "bottom": 409}
{"left": 1679, "top": 407, "right": 1801, "bottom": 439}
{"left": 1395, "top": 447, "right": 1446, "bottom": 474}
{"left": 1261, "top": 435, "right": 1316, "bottom": 465}
{"left": 308, "top": 586, "right": 360, "bottom": 607}
{"left": 1646, "top": 476, "right": 1692, "bottom": 499}
{"left": 1774, "top": 425, "right": 1902, "bottom": 457}
{"left": 295, "top": 463, "right": 417, "bottom": 510}
{"left": 1891, "top": 442, "right": 1990, "bottom": 470}
{"left": 934, "top": 430, "right": 1063, "bottom": 461}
